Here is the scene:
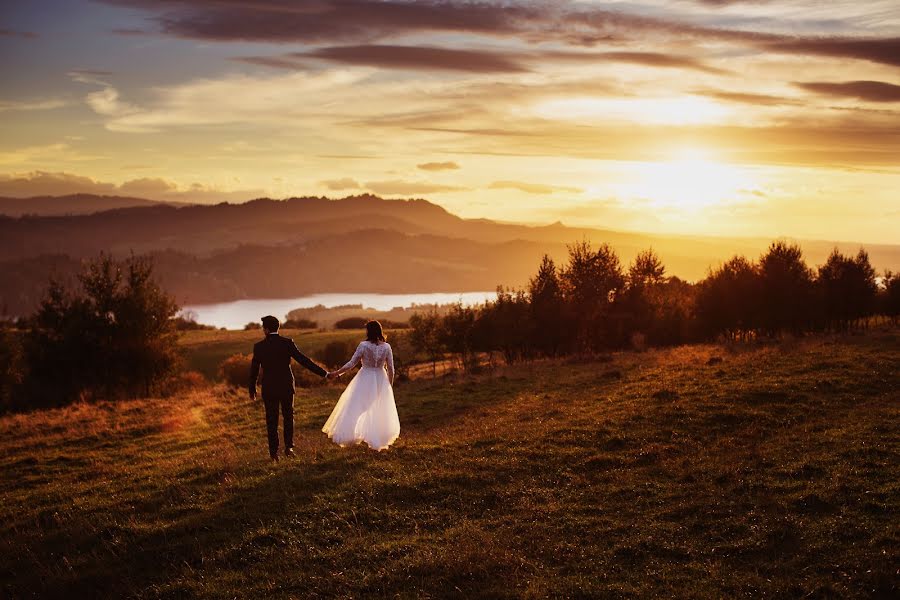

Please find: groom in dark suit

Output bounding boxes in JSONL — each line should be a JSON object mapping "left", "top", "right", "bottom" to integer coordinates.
{"left": 249, "top": 315, "right": 327, "bottom": 461}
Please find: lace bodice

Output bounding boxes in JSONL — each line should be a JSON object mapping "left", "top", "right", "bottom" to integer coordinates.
{"left": 334, "top": 341, "right": 395, "bottom": 383}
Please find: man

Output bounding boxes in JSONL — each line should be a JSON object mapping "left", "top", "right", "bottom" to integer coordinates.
{"left": 250, "top": 315, "right": 327, "bottom": 461}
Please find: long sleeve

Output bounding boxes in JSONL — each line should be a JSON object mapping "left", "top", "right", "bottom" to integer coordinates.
{"left": 290, "top": 340, "right": 327, "bottom": 378}
{"left": 332, "top": 342, "right": 364, "bottom": 377}
{"left": 385, "top": 343, "right": 395, "bottom": 384}
{"left": 249, "top": 349, "right": 261, "bottom": 394}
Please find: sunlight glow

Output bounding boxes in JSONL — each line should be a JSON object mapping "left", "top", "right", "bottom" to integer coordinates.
{"left": 612, "top": 148, "right": 761, "bottom": 212}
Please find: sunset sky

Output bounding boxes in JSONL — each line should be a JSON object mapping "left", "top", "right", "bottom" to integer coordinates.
{"left": 1, "top": 0, "right": 898, "bottom": 243}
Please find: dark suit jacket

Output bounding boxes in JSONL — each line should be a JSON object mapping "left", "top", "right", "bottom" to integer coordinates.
{"left": 250, "top": 333, "right": 327, "bottom": 397}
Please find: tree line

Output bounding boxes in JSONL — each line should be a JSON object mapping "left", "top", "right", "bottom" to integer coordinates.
{"left": 406, "top": 240, "right": 900, "bottom": 372}
{"left": 2, "top": 241, "right": 898, "bottom": 410}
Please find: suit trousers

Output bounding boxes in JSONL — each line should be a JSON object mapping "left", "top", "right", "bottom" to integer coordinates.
{"left": 263, "top": 391, "right": 294, "bottom": 457}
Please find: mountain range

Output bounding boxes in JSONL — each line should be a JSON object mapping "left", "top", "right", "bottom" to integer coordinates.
{"left": 1, "top": 193, "right": 898, "bottom": 318}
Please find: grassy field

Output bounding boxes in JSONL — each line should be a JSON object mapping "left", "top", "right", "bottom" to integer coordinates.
{"left": 1, "top": 329, "right": 897, "bottom": 598}
{"left": 179, "top": 329, "right": 368, "bottom": 379}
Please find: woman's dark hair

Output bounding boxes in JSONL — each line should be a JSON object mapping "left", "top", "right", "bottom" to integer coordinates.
{"left": 365, "top": 320, "right": 386, "bottom": 343}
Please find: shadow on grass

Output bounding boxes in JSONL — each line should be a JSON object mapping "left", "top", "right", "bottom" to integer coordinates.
{"left": 12, "top": 452, "right": 369, "bottom": 598}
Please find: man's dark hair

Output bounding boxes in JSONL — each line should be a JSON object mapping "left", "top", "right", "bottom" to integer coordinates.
{"left": 261, "top": 315, "right": 280, "bottom": 332}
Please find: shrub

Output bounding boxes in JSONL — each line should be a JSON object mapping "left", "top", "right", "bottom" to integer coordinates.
{"left": 283, "top": 318, "right": 318, "bottom": 329}
{"left": 221, "top": 352, "right": 327, "bottom": 389}
{"left": 335, "top": 317, "right": 368, "bottom": 329}
{"left": 172, "top": 316, "right": 216, "bottom": 331}
{"left": 291, "top": 363, "right": 327, "bottom": 388}
{"left": 316, "top": 340, "right": 355, "bottom": 368}
{"left": 220, "top": 353, "right": 251, "bottom": 388}
{"left": 381, "top": 320, "right": 409, "bottom": 329}
{"left": 409, "top": 310, "right": 445, "bottom": 376}
{"left": 163, "top": 370, "right": 207, "bottom": 395}
{"left": 0, "top": 326, "right": 25, "bottom": 412}
{"left": 243, "top": 321, "right": 262, "bottom": 331}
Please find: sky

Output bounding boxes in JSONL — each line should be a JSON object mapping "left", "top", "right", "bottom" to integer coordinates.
{"left": 1, "top": 0, "right": 898, "bottom": 243}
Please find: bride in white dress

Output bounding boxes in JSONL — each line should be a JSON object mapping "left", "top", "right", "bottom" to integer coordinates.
{"left": 323, "top": 320, "right": 400, "bottom": 451}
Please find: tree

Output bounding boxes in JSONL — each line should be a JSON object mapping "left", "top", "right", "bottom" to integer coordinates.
{"left": 758, "top": 241, "right": 814, "bottom": 336}
{"left": 408, "top": 310, "right": 445, "bottom": 377}
{"left": 628, "top": 248, "right": 666, "bottom": 288}
{"left": 22, "top": 254, "right": 181, "bottom": 406}
{"left": 476, "top": 287, "right": 531, "bottom": 364}
{"left": 818, "top": 248, "right": 878, "bottom": 331}
{"left": 622, "top": 249, "right": 667, "bottom": 344}
{"left": 695, "top": 256, "right": 760, "bottom": 341}
{"left": 0, "top": 323, "right": 24, "bottom": 411}
{"left": 440, "top": 303, "right": 479, "bottom": 372}
{"left": 529, "top": 255, "right": 565, "bottom": 356}
{"left": 559, "top": 241, "right": 625, "bottom": 352}
{"left": 879, "top": 270, "right": 900, "bottom": 324}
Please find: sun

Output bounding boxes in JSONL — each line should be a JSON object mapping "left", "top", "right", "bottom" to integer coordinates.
{"left": 613, "top": 148, "right": 758, "bottom": 213}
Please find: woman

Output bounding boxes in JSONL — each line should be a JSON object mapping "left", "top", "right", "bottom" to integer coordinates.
{"left": 324, "top": 320, "right": 400, "bottom": 451}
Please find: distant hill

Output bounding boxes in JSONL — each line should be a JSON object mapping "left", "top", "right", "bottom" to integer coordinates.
{"left": 1, "top": 193, "right": 898, "bottom": 317}
{"left": 0, "top": 193, "right": 184, "bottom": 217}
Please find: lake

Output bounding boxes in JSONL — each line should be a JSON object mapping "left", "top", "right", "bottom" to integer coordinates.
{"left": 180, "top": 291, "right": 498, "bottom": 330}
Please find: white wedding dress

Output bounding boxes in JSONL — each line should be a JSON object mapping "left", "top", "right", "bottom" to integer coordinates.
{"left": 323, "top": 340, "right": 400, "bottom": 451}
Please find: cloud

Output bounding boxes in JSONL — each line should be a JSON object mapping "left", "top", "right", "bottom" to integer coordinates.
{"left": 764, "top": 37, "right": 900, "bottom": 69}
{"left": 0, "top": 28, "right": 37, "bottom": 39}
{"left": 67, "top": 69, "right": 113, "bottom": 85}
{"left": 320, "top": 177, "right": 362, "bottom": 190}
{"left": 417, "top": 161, "right": 460, "bottom": 171}
{"left": 298, "top": 44, "right": 529, "bottom": 73}
{"left": 118, "top": 177, "right": 178, "bottom": 196}
{"left": 795, "top": 80, "right": 900, "bottom": 102}
{"left": 0, "top": 99, "right": 69, "bottom": 112}
{"left": 363, "top": 180, "right": 466, "bottom": 195}
{"left": 99, "top": 0, "right": 549, "bottom": 44}
{"left": 0, "top": 143, "right": 107, "bottom": 167}
{"left": 231, "top": 55, "right": 309, "bottom": 70}
{"left": 0, "top": 171, "right": 265, "bottom": 203}
{"left": 73, "top": 69, "right": 374, "bottom": 133}
{"left": 85, "top": 86, "right": 139, "bottom": 116}
{"left": 111, "top": 28, "right": 151, "bottom": 36}
{"left": 98, "top": 0, "right": 900, "bottom": 73}
{"left": 0, "top": 171, "right": 119, "bottom": 196}
{"left": 543, "top": 50, "right": 728, "bottom": 75}
{"left": 489, "top": 181, "right": 583, "bottom": 194}
{"left": 693, "top": 89, "right": 798, "bottom": 106}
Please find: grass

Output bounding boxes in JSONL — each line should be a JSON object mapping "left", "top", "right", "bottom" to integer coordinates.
{"left": 1, "top": 329, "right": 898, "bottom": 598}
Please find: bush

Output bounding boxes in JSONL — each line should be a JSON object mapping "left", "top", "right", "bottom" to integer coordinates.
{"left": 381, "top": 320, "right": 409, "bottom": 329}
{"left": 335, "top": 317, "right": 368, "bottom": 329}
{"left": 291, "top": 362, "right": 327, "bottom": 388}
{"left": 220, "top": 353, "right": 251, "bottom": 388}
{"left": 162, "top": 370, "right": 207, "bottom": 395}
{"left": 221, "top": 352, "right": 327, "bottom": 389}
{"left": 243, "top": 321, "right": 262, "bottom": 331}
{"left": 0, "top": 326, "right": 25, "bottom": 412}
{"left": 316, "top": 340, "right": 355, "bottom": 368}
{"left": 172, "top": 316, "right": 216, "bottom": 331}
{"left": 283, "top": 318, "right": 318, "bottom": 329}
{"left": 22, "top": 254, "right": 181, "bottom": 407}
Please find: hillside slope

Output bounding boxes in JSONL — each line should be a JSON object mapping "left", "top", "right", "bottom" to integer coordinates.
{"left": 1, "top": 330, "right": 896, "bottom": 598}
